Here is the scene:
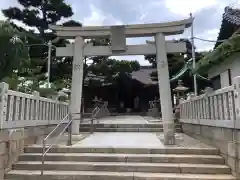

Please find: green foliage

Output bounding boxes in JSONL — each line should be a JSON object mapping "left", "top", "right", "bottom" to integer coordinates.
{"left": 2, "top": 0, "right": 81, "bottom": 90}
{"left": 62, "top": 20, "right": 82, "bottom": 27}
{"left": 37, "top": 87, "right": 58, "bottom": 97}
{"left": 85, "top": 58, "right": 140, "bottom": 87}
{"left": 0, "top": 21, "right": 29, "bottom": 80}
{"left": 145, "top": 39, "right": 209, "bottom": 92}
{"left": 2, "top": 0, "right": 73, "bottom": 37}
{"left": 145, "top": 53, "right": 185, "bottom": 80}
{"left": 2, "top": 74, "right": 22, "bottom": 90}
{"left": 195, "top": 34, "right": 240, "bottom": 74}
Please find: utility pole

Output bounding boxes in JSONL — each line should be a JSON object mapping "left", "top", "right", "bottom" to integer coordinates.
{"left": 47, "top": 40, "right": 52, "bottom": 88}
{"left": 190, "top": 13, "right": 198, "bottom": 96}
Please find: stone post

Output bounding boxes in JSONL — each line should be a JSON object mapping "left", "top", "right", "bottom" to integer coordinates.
{"left": 233, "top": 77, "right": 240, "bottom": 161}
{"left": 0, "top": 82, "right": 9, "bottom": 130}
{"left": 70, "top": 36, "right": 84, "bottom": 134}
{"left": 32, "top": 91, "right": 40, "bottom": 121}
{"left": 155, "top": 33, "right": 175, "bottom": 145}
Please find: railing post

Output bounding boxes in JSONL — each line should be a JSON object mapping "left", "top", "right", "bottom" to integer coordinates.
{"left": 0, "top": 83, "right": 9, "bottom": 130}
{"left": 90, "top": 117, "right": 94, "bottom": 134}
{"left": 233, "top": 77, "right": 240, "bottom": 135}
{"left": 67, "top": 113, "right": 72, "bottom": 146}
{"left": 41, "top": 139, "right": 46, "bottom": 176}
{"left": 232, "top": 77, "right": 240, "bottom": 169}
{"left": 32, "top": 91, "right": 40, "bottom": 121}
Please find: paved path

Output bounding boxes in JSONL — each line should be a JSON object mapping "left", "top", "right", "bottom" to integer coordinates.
{"left": 77, "top": 116, "right": 163, "bottom": 148}
{"left": 74, "top": 132, "right": 164, "bottom": 148}
{"left": 38, "top": 116, "right": 213, "bottom": 149}
{"left": 75, "top": 116, "right": 213, "bottom": 149}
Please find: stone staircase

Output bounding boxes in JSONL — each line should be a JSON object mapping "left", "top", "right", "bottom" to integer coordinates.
{"left": 79, "top": 123, "right": 182, "bottom": 132}
{"left": 5, "top": 146, "right": 236, "bottom": 180}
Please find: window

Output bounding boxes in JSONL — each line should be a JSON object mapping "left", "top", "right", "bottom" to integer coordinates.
{"left": 211, "top": 75, "right": 221, "bottom": 90}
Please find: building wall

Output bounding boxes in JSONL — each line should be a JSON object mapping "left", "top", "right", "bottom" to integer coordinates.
{"left": 208, "top": 53, "right": 240, "bottom": 88}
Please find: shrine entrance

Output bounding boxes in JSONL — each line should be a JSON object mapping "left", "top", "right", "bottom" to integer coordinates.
{"left": 50, "top": 18, "right": 192, "bottom": 145}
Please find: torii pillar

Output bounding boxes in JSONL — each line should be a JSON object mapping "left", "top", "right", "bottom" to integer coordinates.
{"left": 70, "top": 36, "right": 84, "bottom": 134}
{"left": 155, "top": 33, "right": 175, "bottom": 145}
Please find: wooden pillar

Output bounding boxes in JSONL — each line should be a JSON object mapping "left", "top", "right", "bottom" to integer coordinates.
{"left": 70, "top": 36, "right": 84, "bottom": 134}
{"left": 155, "top": 33, "right": 175, "bottom": 145}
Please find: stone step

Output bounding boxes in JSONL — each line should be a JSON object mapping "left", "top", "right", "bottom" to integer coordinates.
{"left": 12, "top": 161, "right": 231, "bottom": 174}
{"left": 6, "top": 170, "right": 236, "bottom": 180}
{"left": 80, "top": 123, "right": 181, "bottom": 128}
{"left": 19, "top": 153, "right": 225, "bottom": 164}
{"left": 24, "top": 146, "right": 220, "bottom": 155}
{"left": 13, "top": 160, "right": 231, "bottom": 174}
{"left": 79, "top": 127, "right": 182, "bottom": 132}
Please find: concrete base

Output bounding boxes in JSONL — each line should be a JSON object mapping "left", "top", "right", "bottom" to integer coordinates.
{"left": 163, "top": 121, "right": 176, "bottom": 145}
{"left": 182, "top": 123, "right": 240, "bottom": 178}
{"left": 72, "top": 119, "right": 80, "bottom": 135}
{"left": 0, "top": 124, "right": 63, "bottom": 180}
{"left": 164, "top": 133, "right": 175, "bottom": 145}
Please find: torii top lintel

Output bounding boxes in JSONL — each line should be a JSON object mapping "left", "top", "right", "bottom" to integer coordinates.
{"left": 49, "top": 18, "right": 192, "bottom": 39}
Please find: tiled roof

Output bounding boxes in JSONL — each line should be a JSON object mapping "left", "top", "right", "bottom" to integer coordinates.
{"left": 131, "top": 66, "right": 157, "bottom": 85}
{"left": 215, "top": 6, "right": 240, "bottom": 48}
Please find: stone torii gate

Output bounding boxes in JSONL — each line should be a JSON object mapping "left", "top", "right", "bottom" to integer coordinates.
{"left": 50, "top": 18, "right": 192, "bottom": 145}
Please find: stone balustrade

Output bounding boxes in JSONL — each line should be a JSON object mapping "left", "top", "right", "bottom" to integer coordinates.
{"left": 179, "top": 85, "right": 237, "bottom": 128}
{"left": 178, "top": 76, "right": 240, "bottom": 177}
{"left": 0, "top": 82, "right": 69, "bottom": 129}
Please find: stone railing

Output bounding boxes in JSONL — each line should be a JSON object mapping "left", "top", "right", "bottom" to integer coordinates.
{"left": 179, "top": 85, "right": 238, "bottom": 128}
{"left": 179, "top": 76, "right": 240, "bottom": 177}
{"left": 0, "top": 82, "right": 69, "bottom": 129}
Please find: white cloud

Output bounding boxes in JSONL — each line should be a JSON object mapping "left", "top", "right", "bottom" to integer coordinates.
{"left": 195, "top": 28, "right": 220, "bottom": 51}
{"left": 164, "top": 0, "right": 218, "bottom": 17}
{"left": 83, "top": 4, "right": 105, "bottom": 26}
{"left": 83, "top": 4, "right": 123, "bottom": 26}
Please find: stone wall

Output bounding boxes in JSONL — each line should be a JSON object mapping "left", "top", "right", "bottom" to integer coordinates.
{"left": 182, "top": 123, "right": 240, "bottom": 178}
{"left": 0, "top": 125, "right": 64, "bottom": 180}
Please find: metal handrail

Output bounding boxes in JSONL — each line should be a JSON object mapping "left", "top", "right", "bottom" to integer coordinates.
{"left": 41, "top": 113, "right": 73, "bottom": 175}
{"left": 44, "top": 114, "right": 69, "bottom": 141}
{"left": 89, "top": 106, "right": 101, "bottom": 133}
{"left": 87, "top": 103, "right": 109, "bottom": 133}
{"left": 40, "top": 102, "right": 109, "bottom": 175}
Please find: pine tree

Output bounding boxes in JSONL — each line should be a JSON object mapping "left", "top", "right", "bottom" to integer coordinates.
{"left": 2, "top": 0, "right": 79, "bottom": 89}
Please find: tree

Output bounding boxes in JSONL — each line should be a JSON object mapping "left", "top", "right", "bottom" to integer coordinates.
{"left": 145, "top": 39, "right": 210, "bottom": 93}
{"left": 2, "top": 0, "right": 80, "bottom": 90}
{"left": 2, "top": 0, "right": 73, "bottom": 40}
{"left": 82, "top": 58, "right": 140, "bottom": 108}
{"left": 86, "top": 59, "right": 140, "bottom": 86}
{"left": 0, "top": 21, "right": 28, "bottom": 81}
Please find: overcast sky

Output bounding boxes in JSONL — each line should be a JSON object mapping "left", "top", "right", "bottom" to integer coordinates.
{"left": 0, "top": 0, "right": 239, "bottom": 65}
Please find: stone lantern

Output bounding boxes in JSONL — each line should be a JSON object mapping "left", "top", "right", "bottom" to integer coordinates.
{"left": 173, "top": 80, "right": 188, "bottom": 121}
{"left": 173, "top": 80, "right": 189, "bottom": 105}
